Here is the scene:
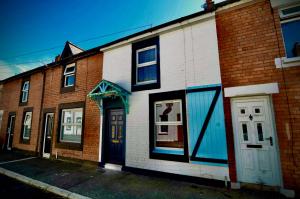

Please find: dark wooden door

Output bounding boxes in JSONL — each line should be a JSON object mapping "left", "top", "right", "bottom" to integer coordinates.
{"left": 43, "top": 113, "right": 54, "bottom": 158}
{"left": 6, "top": 115, "right": 15, "bottom": 150}
{"left": 106, "top": 109, "right": 125, "bottom": 165}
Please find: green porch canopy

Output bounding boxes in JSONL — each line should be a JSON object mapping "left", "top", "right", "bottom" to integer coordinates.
{"left": 88, "top": 79, "right": 131, "bottom": 114}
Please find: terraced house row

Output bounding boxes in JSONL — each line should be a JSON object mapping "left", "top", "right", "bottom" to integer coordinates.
{"left": 0, "top": 0, "right": 299, "bottom": 197}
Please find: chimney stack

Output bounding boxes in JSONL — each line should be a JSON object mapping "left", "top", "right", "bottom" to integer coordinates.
{"left": 55, "top": 55, "right": 61, "bottom": 62}
{"left": 204, "top": 0, "right": 215, "bottom": 12}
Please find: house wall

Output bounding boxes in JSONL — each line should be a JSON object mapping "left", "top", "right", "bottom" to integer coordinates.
{"left": 42, "top": 53, "right": 102, "bottom": 162}
{"left": 0, "top": 72, "right": 44, "bottom": 152}
{"left": 103, "top": 16, "right": 229, "bottom": 180}
{"left": 216, "top": 0, "right": 300, "bottom": 192}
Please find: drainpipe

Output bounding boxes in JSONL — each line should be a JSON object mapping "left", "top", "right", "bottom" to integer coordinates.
{"left": 35, "top": 66, "right": 47, "bottom": 156}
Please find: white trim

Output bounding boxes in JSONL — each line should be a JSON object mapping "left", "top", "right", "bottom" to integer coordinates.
{"left": 42, "top": 113, "right": 54, "bottom": 159}
{"left": 281, "top": 16, "right": 300, "bottom": 24}
{"left": 100, "top": 12, "right": 215, "bottom": 52}
{"left": 22, "top": 112, "right": 32, "bottom": 140}
{"left": 21, "top": 81, "right": 29, "bottom": 103}
{"left": 60, "top": 108, "right": 83, "bottom": 143}
{"left": 275, "top": 57, "right": 300, "bottom": 68}
{"left": 279, "top": 3, "right": 300, "bottom": 19}
{"left": 6, "top": 115, "right": 15, "bottom": 150}
{"left": 224, "top": 83, "right": 279, "bottom": 97}
{"left": 63, "top": 63, "right": 75, "bottom": 87}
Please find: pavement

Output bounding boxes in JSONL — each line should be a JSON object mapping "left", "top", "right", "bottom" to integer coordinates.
{"left": 0, "top": 151, "right": 287, "bottom": 199}
{"left": 0, "top": 174, "right": 64, "bottom": 199}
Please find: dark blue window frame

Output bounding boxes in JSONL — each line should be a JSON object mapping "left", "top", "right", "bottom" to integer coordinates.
{"left": 131, "top": 36, "right": 161, "bottom": 92}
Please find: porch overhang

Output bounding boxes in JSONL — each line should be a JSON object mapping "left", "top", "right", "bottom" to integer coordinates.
{"left": 88, "top": 79, "right": 131, "bottom": 113}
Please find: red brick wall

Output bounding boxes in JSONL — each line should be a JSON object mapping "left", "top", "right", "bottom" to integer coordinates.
{"left": 216, "top": 0, "right": 300, "bottom": 192}
{"left": 0, "top": 72, "right": 44, "bottom": 152}
{"left": 42, "top": 53, "right": 102, "bottom": 162}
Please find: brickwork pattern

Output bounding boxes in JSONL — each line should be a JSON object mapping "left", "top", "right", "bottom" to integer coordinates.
{"left": 0, "top": 72, "right": 44, "bottom": 152}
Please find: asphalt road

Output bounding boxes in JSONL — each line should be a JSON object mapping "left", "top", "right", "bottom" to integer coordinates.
{"left": 0, "top": 174, "right": 64, "bottom": 199}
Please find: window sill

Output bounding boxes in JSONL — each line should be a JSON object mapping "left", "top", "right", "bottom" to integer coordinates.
{"left": 19, "top": 101, "right": 28, "bottom": 106}
{"left": 275, "top": 57, "right": 300, "bottom": 68}
{"left": 131, "top": 82, "right": 160, "bottom": 92}
{"left": 55, "top": 142, "right": 82, "bottom": 151}
{"left": 60, "top": 86, "right": 75, "bottom": 94}
{"left": 20, "top": 139, "right": 30, "bottom": 144}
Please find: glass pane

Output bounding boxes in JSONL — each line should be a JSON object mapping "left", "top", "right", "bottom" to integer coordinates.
{"left": 257, "top": 123, "right": 264, "bottom": 141}
{"left": 281, "top": 20, "right": 300, "bottom": 58}
{"left": 137, "top": 64, "right": 157, "bottom": 82}
{"left": 65, "top": 75, "right": 75, "bottom": 86}
{"left": 61, "top": 125, "right": 81, "bottom": 143}
{"left": 111, "top": 115, "right": 116, "bottom": 121}
{"left": 24, "top": 112, "right": 32, "bottom": 125}
{"left": 240, "top": 108, "right": 245, "bottom": 114}
{"left": 65, "top": 66, "right": 75, "bottom": 74}
{"left": 46, "top": 116, "right": 53, "bottom": 136}
{"left": 242, "top": 123, "right": 248, "bottom": 141}
{"left": 282, "top": 5, "right": 300, "bottom": 15}
{"left": 23, "top": 81, "right": 29, "bottom": 90}
{"left": 111, "top": 125, "right": 115, "bottom": 139}
{"left": 23, "top": 126, "right": 31, "bottom": 138}
{"left": 22, "top": 91, "right": 28, "bottom": 102}
{"left": 118, "top": 125, "right": 122, "bottom": 139}
{"left": 74, "top": 111, "right": 82, "bottom": 124}
{"left": 155, "top": 124, "right": 184, "bottom": 149}
{"left": 138, "top": 48, "right": 156, "bottom": 64}
{"left": 63, "top": 111, "right": 72, "bottom": 123}
{"left": 155, "top": 101, "right": 181, "bottom": 123}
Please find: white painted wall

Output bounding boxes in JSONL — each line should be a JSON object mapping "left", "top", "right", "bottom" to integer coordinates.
{"left": 102, "top": 16, "right": 228, "bottom": 180}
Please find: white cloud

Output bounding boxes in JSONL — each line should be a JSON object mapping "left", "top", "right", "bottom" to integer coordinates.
{"left": 0, "top": 60, "right": 15, "bottom": 80}
{"left": 0, "top": 56, "right": 53, "bottom": 80}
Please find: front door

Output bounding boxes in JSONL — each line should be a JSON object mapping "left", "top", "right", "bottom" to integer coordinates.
{"left": 231, "top": 96, "right": 281, "bottom": 186}
{"left": 106, "top": 109, "right": 125, "bottom": 165}
{"left": 42, "top": 113, "right": 54, "bottom": 158}
{"left": 6, "top": 114, "right": 15, "bottom": 150}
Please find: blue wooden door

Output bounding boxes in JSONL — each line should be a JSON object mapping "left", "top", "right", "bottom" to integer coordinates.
{"left": 187, "top": 85, "right": 228, "bottom": 165}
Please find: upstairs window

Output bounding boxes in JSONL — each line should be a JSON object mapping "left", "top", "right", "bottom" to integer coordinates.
{"left": 64, "top": 63, "right": 76, "bottom": 87}
{"left": 132, "top": 37, "right": 160, "bottom": 92}
{"left": 136, "top": 45, "right": 157, "bottom": 84}
{"left": 280, "top": 4, "right": 300, "bottom": 58}
{"left": 21, "top": 81, "right": 29, "bottom": 103}
{"left": 22, "top": 111, "right": 32, "bottom": 140}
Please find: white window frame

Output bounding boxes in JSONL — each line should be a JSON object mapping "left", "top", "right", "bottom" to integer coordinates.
{"left": 22, "top": 112, "right": 32, "bottom": 140}
{"left": 60, "top": 108, "right": 83, "bottom": 143}
{"left": 63, "top": 63, "right": 76, "bottom": 87}
{"left": 154, "top": 99, "right": 183, "bottom": 126}
{"left": 21, "top": 81, "right": 29, "bottom": 103}
{"left": 279, "top": 3, "right": 300, "bottom": 20}
{"left": 136, "top": 45, "right": 157, "bottom": 85}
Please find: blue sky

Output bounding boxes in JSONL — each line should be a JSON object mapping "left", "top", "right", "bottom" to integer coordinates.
{"left": 0, "top": 0, "right": 223, "bottom": 80}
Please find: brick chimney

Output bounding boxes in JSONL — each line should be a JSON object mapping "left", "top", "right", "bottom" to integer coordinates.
{"left": 55, "top": 55, "right": 61, "bottom": 62}
{"left": 204, "top": 0, "right": 215, "bottom": 12}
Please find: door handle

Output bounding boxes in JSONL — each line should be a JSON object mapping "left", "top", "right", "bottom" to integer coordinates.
{"left": 265, "top": 136, "right": 273, "bottom": 146}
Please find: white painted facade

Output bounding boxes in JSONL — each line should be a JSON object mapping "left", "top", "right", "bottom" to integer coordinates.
{"left": 102, "top": 14, "right": 228, "bottom": 180}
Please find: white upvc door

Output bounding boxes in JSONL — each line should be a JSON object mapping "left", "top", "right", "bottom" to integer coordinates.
{"left": 231, "top": 96, "right": 281, "bottom": 186}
